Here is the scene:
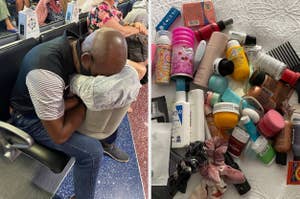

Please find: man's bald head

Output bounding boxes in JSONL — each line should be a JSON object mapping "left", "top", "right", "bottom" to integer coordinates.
{"left": 81, "top": 28, "right": 128, "bottom": 76}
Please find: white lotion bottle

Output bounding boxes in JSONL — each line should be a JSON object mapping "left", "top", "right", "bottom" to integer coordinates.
{"left": 171, "top": 78, "right": 191, "bottom": 148}
{"left": 188, "top": 89, "right": 205, "bottom": 143}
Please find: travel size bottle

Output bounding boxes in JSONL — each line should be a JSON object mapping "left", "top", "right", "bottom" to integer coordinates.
{"left": 154, "top": 30, "right": 172, "bottom": 84}
{"left": 249, "top": 71, "right": 294, "bottom": 109}
{"left": 229, "top": 31, "right": 256, "bottom": 46}
{"left": 226, "top": 40, "right": 250, "bottom": 81}
{"left": 240, "top": 115, "right": 259, "bottom": 141}
{"left": 171, "top": 78, "right": 191, "bottom": 148}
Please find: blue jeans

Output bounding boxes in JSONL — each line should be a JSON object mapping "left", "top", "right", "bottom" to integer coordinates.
{"left": 10, "top": 112, "right": 103, "bottom": 199}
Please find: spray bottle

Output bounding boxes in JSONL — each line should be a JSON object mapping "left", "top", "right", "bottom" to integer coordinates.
{"left": 171, "top": 78, "right": 191, "bottom": 148}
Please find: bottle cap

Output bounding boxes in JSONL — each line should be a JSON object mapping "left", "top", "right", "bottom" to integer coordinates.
{"left": 240, "top": 115, "right": 250, "bottom": 124}
{"left": 249, "top": 71, "right": 266, "bottom": 86}
{"left": 281, "top": 68, "right": 300, "bottom": 87}
{"left": 227, "top": 40, "right": 241, "bottom": 49}
{"left": 175, "top": 77, "right": 186, "bottom": 91}
{"left": 208, "top": 74, "right": 228, "bottom": 94}
{"left": 213, "top": 102, "right": 240, "bottom": 115}
{"left": 275, "top": 152, "right": 287, "bottom": 165}
{"left": 156, "top": 30, "right": 171, "bottom": 45}
{"left": 213, "top": 58, "right": 234, "bottom": 76}
{"left": 245, "top": 35, "right": 257, "bottom": 45}
{"left": 217, "top": 18, "right": 233, "bottom": 31}
{"left": 241, "top": 108, "right": 260, "bottom": 123}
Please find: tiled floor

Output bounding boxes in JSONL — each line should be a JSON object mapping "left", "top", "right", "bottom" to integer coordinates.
{"left": 54, "top": 116, "right": 144, "bottom": 199}
{"left": 128, "top": 84, "right": 149, "bottom": 199}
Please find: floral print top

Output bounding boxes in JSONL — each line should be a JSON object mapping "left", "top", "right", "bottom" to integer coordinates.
{"left": 87, "top": 1, "right": 123, "bottom": 32}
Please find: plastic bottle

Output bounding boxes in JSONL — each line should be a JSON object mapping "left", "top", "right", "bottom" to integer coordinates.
{"left": 249, "top": 71, "right": 294, "bottom": 109}
{"left": 226, "top": 40, "right": 250, "bottom": 81}
{"left": 251, "top": 136, "right": 276, "bottom": 165}
{"left": 194, "top": 18, "right": 233, "bottom": 41}
{"left": 154, "top": 30, "right": 172, "bottom": 84}
{"left": 171, "top": 78, "right": 191, "bottom": 148}
{"left": 228, "top": 126, "right": 250, "bottom": 157}
{"left": 274, "top": 119, "right": 292, "bottom": 165}
{"left": 188, "top": 89, "right": 205, "bottom": 142}
{"left": 171, "top": 27, "right": 195, "bottom": 80}
{"left": 240, "top": 115, "right": 259, "bottom": 141}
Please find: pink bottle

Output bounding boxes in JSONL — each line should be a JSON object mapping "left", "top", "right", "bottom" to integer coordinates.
{"left": 171, "top": 27, "right": 195, "bottom": 79}
{"left": 257, "top": 109, "right": 285, "bottom": 138}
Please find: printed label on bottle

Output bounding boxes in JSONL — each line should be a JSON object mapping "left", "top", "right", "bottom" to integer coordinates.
{"left": 171, "top": 45, "right": 194, "bottom": 78}
{"left": 155, "top": 45, "right": 171, "bottom": 83}
{"left": 171, "top": 105, "right": 183, "bottom": 144}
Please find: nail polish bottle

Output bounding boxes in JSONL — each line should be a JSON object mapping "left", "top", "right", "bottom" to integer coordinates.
{"left": 194, "top": 18, "right": 233, "bottom": 41}
{"left": 224, "top": 153, "right": 251, "bottom": 195}
{"left": 193, "top": 32, "right": 228, "bottom": 88}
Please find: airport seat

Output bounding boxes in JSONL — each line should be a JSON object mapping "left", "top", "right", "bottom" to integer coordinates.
{"left": 39, "top": 22, "right": 79, "bottom": 43}
{"left": 0, "top": 38, "right": 70, "bottom": 173}
{"left": 117, "top": 0, "right": 136, "bottom": 18}
{"left": 79, "top": 18, "right": 88, "bottom": 37}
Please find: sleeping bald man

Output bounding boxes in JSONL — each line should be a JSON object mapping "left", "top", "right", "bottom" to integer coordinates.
{"left": 10, "top": 27, "right": 143, "bottom": 198}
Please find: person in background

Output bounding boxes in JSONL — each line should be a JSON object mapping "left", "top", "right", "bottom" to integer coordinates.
{"left": 15, "top": 0, "right": 30, "bottom": 12}
{"left": 87, "top": 0, "right": 147, "bottom": 36}
{"left": 10, "top": 28, "right": 128, "bottom": 199}
{"left": 35, "top": 0, "right": 68, "bottom": 26}
{"left": 0, "top": 0, "right": 17, "bottom": 32}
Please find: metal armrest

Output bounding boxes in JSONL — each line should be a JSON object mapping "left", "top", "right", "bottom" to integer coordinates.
{"left": 0, "top": 121, "right": 34, "bottom": 149}
{"left": 0, "top": 121, "right": 70, "bottom": 173}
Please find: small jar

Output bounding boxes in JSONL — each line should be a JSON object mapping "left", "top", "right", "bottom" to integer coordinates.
{"left": 257, "top": 109, "right": 285, "bottom": 138}
{"left": 251, "top": 136, "right": 275, "bottom": 165}
{"left": 213, "top": 102, "right": 240, "bottom": 129}
{"left": 208, "top": 75, "right": 228, "bottom": 94}
{"left": 228, "top": 126, "right": 250, "bottom": 157}
{"left": 171, "top": 27, "right": 195, "bottom": 79}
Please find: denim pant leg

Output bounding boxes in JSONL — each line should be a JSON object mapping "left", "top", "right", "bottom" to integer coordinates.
{"left": 11, "top": 113, "right": 103, "bottom": 199}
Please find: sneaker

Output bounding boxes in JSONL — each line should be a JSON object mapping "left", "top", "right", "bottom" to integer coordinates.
{"left": 102, "top": 143, "right": 129, "bottom": 163}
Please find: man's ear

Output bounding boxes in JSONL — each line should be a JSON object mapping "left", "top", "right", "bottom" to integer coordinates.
{"left": 81, "top": 52, "right": 93, "bottom": 69}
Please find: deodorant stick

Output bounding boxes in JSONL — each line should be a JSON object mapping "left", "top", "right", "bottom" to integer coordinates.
{"left": 193, "top": 32, "right": 228, "bottom": 88}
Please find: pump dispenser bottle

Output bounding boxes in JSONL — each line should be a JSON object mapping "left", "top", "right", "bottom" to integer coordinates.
{"left": 171, "top": 78, "right": 191, "bottom": 148}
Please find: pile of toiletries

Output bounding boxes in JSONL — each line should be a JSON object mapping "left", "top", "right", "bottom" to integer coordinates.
{"left": 151, "top": 0, "right": 300, "bottom": 198}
